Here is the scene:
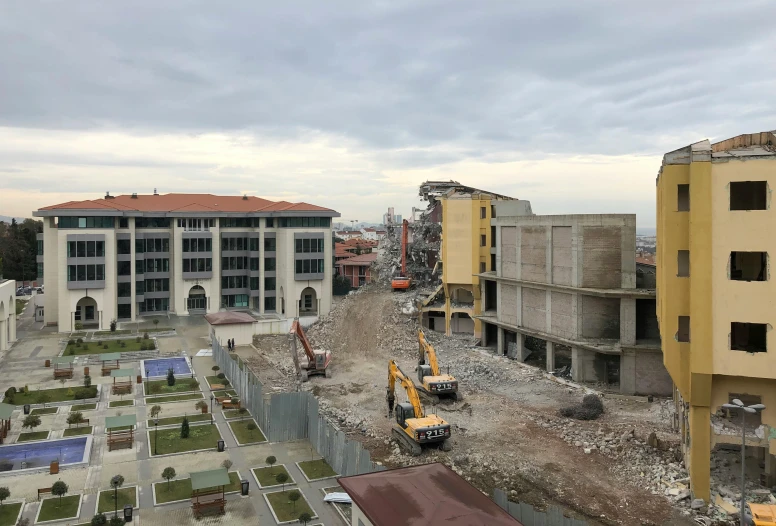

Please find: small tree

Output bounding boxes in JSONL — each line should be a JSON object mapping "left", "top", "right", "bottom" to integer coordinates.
{"left": 83, "top": 375, "right": 92, "bottom": 388}
{"left": 110, "top": 475, "right": 124, "bottom": 518}
{"left": 22, "top": 414, "right": 41, "bottom": 432}
{"left": 275, "top": 472, "right": 288, "bottom": 492}
{"left": 195, "top": 400, "right": 208, "bottom": 413}
{"left": 162, "top": 467, "right": 176, "bottom": 490}
{"left": 221, "top": 459, "right": 233, "bottom": 471}
{"left": 110, "top": 319, "right": 117, "bottom": 332}
{"left": 51, "top": 480, "right": 68, "bottom": 507}
{"left": 181, "top": 416, "right": 190, "bottom": 439}
{"left": 266, "top": 455, "right": 277, "bottom": 473}
{"left": 238, "top": 407, "right": 248, "bottom": 420}
{"left": 153, "top": 319, "right": 159, "bottom": 328}
{"left": 247, "top": 422, "right": 257, "bottom": 438}
{"left": 288, "top": 490, "right": 301, "bottom": 510}
{"left": 149, "top": 405, "right": 162, "bottom": 419}
{"left": 67, "top": 411, "right": 84, "bottom": 429}
{"left": 0, "top": 487, "right": 9, "bottom": 506}
{"left": 90, "top": 513, "right": 107, "bottom": 526}
{"left": 211, "top": 366, "right": 220, "bottom": 374}
{"left": 37, "top": 392, "right": 51, "bottom": 408}
{"left": 298, "top": 512, "right": 312, "bottom": 526}
{"left": 166, "top": 368, "right": 175, "bottom": 387}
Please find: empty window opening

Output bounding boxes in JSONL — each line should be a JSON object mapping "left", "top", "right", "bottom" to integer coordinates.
{"left": 731, "top": 322, "right": 767, "bottom": 353}
{"left": 677, "top": 316, "right": 690, "bottom": 343}
{"left": 479, "top": 261, "right": 486, "bottom": 273}
{"left": 730, "top": 252, "right": 767, "bottom": 281}
{"left": 480, "top": 234, "right": 487, "bottom": 247}
{"left": 480, "top": 206, "right": 487, "bottom": 219}
{"left": 677, "top": 250, "right": 690, "bottom": 277}
{"left": 484, "top": 279, "right": 497, "bottom": 311}
{"left": 677, "top": 184, "right": 690, "bottom": 211}
{"left": 730, "top": 181, "right": 767, "bottom": 211}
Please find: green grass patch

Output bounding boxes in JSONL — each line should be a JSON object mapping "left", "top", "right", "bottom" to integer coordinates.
{"left": 213, "top": 389, "right": 237, "bottom": 398}
{"left": 3, "top": 386, "right": 97, "bottom": 406}
{"left": 63, "top": 426, "right": 93, "bottom": 437}
{"left": 228, "top": 419, "right": 266, "bottom": 444}
{"left": 149, "top": 424, "right": 222, "bottom": 455}
{"left": 0, "top": 502, "right": 22, "bottom": 526}
{"left": 96, "top": 487, "right": 136, "bottom": 514}
{"left": 15, "top": 299, "right": 27, "bottom": 316}
{"left": 298, "top": 459, "right": 337, "bottom": 480}
{"left": 38, "top": 495, "right": 80, "bottom": 522}
{"left": 265, "top": 490, "right": 314, "bottom": 522}
{"left": 223, "top": 409, "right": 250, "bottom": 419}
{"left": 30, "top": 407, "right": 58, "bottom": 416}
{"left": 144, "top": 378, "right": 200, "bottom": 395}
{"left": 64, "top": 338, "right": 154, "bottom": 356}
{"left": 109, "top": 400, "right": 134, "bottom": 408}
{"left": 253, "top": 465, "right": 293, "bottom": 488}
{"left": 154, "top": 472, "right": 240, "bottom": 504}
{"left": 17, "top": 431, "right": 48, "bottom": 442}
{"left": 145, "top": 393, "right": 203, "bottom": 404}
{"left": 147, "top": 413, "right": 211, "bottom": 427}
{"left": 205, "top": 375, "right": 230, "bottom": 387}
{"left": 71, "top": 403, "right": 97, "bottom": 412}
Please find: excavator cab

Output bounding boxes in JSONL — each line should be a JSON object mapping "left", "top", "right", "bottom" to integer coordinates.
{"left": 314, "top": 351, "right": 327, "bottom": 369}
{"left": 417, "top": 364, "right": 433, "bottom": 383}
{"left": 395, "top": 403, "right": 414, "bottom": 428}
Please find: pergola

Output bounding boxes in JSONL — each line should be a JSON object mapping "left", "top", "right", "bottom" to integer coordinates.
{"left": 101, "top": 352, "right": 122, "bottom": 376}
{"left": 110, "top": 368, "right": 134, "bottom": 395}
{"left": 0, "top": 403, "right": 14, "bottom": 443}
{"left": 105, "top": 414, "right": 136, "bottom": 451}
{"left": 52, "top": 356, "right": 75, "bottom": 379}
{"left": 190, "top": 467, "right": 229, "bottom": 518}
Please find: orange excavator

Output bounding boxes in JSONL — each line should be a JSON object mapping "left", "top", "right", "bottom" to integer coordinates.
{"left": 391, "top": 219, "right": 412, "bottom": 291}
{"left": 288, "top": 318, "right": 332, "bottom": 381}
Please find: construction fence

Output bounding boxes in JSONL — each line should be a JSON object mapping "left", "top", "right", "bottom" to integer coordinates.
{"left": 493, "top": 489, "right": 589, "bottom": 526}
{"left": 213, "top": 339, "right": 383, "bottom": 476}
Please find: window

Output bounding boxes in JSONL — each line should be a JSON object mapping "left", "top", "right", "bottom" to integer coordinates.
{"left": 58, "top": 216, "right": 115, "bottom": 228}
{"left": 264, "top": 297, "right": 276, "bottom": 311}
{"left": 265, "top": 277, "right": 276, "bottom": 291}
{"left": 117, "top": 261, "right": 131, "bottom": 276}
{"left": 135, "top": 217, "right": 170, "bottom": 228}
{"left": 117, "top": 239, "right": 131, "bottom": 254}
{"left": 119, "top": 218, "right": 129, "bottom": 228}
{"left": 250, "top": 277, "right": 259, "bottom": 290}
{"left": 731, "top": 252, "right": 767, "bottom": 281}
{"left": 677, "top": 316, "right": 690, "bottom": 343}
{"left": 677, "top": 250, "right": 689, "bottom": 277}
{"left": 144, "top": 298, "right": 169, "bottom": 312}
{"left": 480, "top": 206, "right": 486, "bottom": 219}
{"left": 730, "top": 181, "right": 767, "bottom": 211}
{"left": 77, "top": 241, "right": 86, "bottom": 258}
{"left": 677, "top": 184, "right": 690, "bottom": 211}
{"left": 135, "top": 239, "right": 145, "bottom": 253}
{"left": 480, "top": 262, "right": 486, "bottom": 273}
{"left": 731, "top": 322, "right": 767, "bottom": 353}
{"left": 117, "top": 304, "right": 131, "bottom": 319}
{"left": 250, "top": 258, "right": 259, "bottom": 271}
{"left": 135, "top": 259, "right": 145, "bottom": 274}
{"left": 118, "top": 282, "right": 131, "bottom": 297}
{"left": 266, "top": 218, "right": 274, "bottom": 228}
{"left": 278, "top": 217, "right": 331, "bottom": 228}
{"left": 221, "top": 294, "right": 249, "bottom": 308}
{"left": 249, "top": 238, "right": 259, "bottom": 251}
{"left": 37, "top": 240, "right": 43, "bottom": 255}
{"left": 136, "top": 281, "right": 144, "bottom": 295}
{"left": 264, "top": 237, "right": 276, "bottom": 252}
{"left": 304, "top": 294, "right": 313, "bottom": 309}
{"left": 67, "top": 264, "right": 104, "bottom": 281}
{"left": 480, "top": 234, "right": 486, "bottom": 247}
{"left": 37, "top": 262, "right": 43, "bottom": 279}
{"left": 265, "top": 257, "right": 276, "bottom": 271}
{"left": 221, "top": 218, "right": 254, "bottom": 228}
{"left": 491, "top": 205, "right": 496, "bottom": 218}
{"left": 221, "top": 275, "right": 248, "bottom": 289}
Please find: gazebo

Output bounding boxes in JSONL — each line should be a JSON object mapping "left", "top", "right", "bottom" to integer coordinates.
{"left": 100, "top": 353, "right": 122, "bottom": 376}
{"left": 52, "top": 356, "right": 75, "bottom": 379}
{"left": 0, "top": 403, "right": 14, "bottom": 443}
{"left": 110, "top": 368, "right": 134, "bottom": 395}
{"left": 105, "top": 414, "right": 136, "bottom": 451}
{"left": 190, "top": 467, "right": 229, "bottom": 518}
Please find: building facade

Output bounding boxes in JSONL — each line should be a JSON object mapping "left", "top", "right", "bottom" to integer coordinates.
{"left": 657, "top": 131, "right": 776, "bottom": 501}
{"left": 33, "top": 193, "right": 339, "bottom": 332}
{"left": 336, "top": 253, "right": 377, "bottom": 288}
{"left": 478, "top": 201, "right": 671, "bottom": 396}
{"left": 0, "top": 279, "right": 17, "bottom": 351}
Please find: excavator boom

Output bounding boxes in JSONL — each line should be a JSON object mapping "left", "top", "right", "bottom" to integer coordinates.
{"left": 401, "top": 218, "right": 408, "bottom": 276}
{"left": 388, "top": 360, "right": 424, "bottom": 418}
{"left": 418, "top": 330, "right": 440, "bottom": 376}
{"left": 289, "top": 319, "right": 332, "bottom": 380}
{"left": 290, "top": 319, "right": 315, "bottom": 362}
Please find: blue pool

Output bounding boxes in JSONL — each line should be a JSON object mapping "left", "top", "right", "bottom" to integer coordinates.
{"left": 0, "top": 437, "right": 91, "bottom": 472}
{"left": 141, "top": 357, "right": 192, "bottom": 378}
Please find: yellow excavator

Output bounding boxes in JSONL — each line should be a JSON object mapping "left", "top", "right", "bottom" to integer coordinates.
{"left": 417, "top": 330, "right": 463, "bottom": 402}
{"left": 387, "top": 360, "right": 452, "bottom": 456}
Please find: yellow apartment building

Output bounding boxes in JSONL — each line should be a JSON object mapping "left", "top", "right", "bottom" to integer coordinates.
{"left": 657, "top": 131, "right": 776, "bottom": 501}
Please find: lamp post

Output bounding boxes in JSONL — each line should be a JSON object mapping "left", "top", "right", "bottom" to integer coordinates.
{"left": 145, "top": 369, "right": 149, "bottom": 395}
{"left": 154, "top": 418, "right": 158, "bottom": 455}
{"left": 210, "top": 395, "right": 214, "bottom": 425}
{"left": 721, "top": 398, "right": 765, "bottom": 526}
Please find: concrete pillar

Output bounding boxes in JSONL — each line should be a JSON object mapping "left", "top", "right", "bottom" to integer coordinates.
{"left": 620, "top": 349, "right": 636, "bottom": 395}
{"left": 765, "top": 452, "right": 776, "bottom": 487}
{"left": 688, "top": 405, "right": 711, "bottom": 501}
{"left": 571, "top": 346, "right": 597, "bottom": 382}
{"left": 481, "top": 322, "right": 489, "bottom": 347}
{"left": 546, "top": 341, "right": 555, "bottom": 372}
{"left": 514, "top": 333, "right": 530, "bottom": 362}
{"left": 0, "top": 320, "right": 6, "bottom": 352}
{"left": 620, "top": 298, "right": 636, "bottom": 346}
{"left": 8, "top": 312, "right": 16, "bottom": 342}
{"left": 497, "top": 327, "right": 505, "bottom": 356}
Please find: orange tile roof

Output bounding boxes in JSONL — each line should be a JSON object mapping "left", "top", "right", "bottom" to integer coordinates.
{"left": 38, "top": 193, "right": 336, "bottom": 214}
{"left": 337, "top": 252, "right": 378, "bottom": 265}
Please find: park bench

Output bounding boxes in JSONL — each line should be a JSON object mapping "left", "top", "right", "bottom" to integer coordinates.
{"left": 107, "top": 431, "right": 134, "bottom": 451}
{"left": 53, "top": 369, "right": 73, "bottom": 379}
{"left": 221, "top": 399, "right": 240, "bottom": 410}
{"left": 111, "top": 382, "right": 132, "bottom": 395}
{"left": 209, "top": 384, "right": 225, "bottom": 390}
{"left": 37, "top": 487, "right": 52, "bottom": 500}
{"left": 191, "top": 490, "right": 226, "bottom": 518}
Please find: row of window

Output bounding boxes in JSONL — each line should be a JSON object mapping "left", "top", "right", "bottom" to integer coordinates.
{"left": 677, "top": 181, "right": 769, "bottom": 212}
{"left": 222, "top": 294, "right": 249, "bottom": 308}
{"left": 177, "top": 218, "right": 216, "bottom": 230}
{"left": 221, "top": 237, "right": 261, "bottom": 251}
{"left": 137, "top": 238, "right": 170, "bottom": 253}
{"left": 139, "top": 298, "right": 169, "bottom": 312}
{"left": 183, "top": 238, "right": 213, "bottom": 252}
{"left": 135, "top": 218, "right": 171, "bottom": 229}
{"left": 676, "top": 250, "right": 768, "bottom": 281}
{"left": 223, "top": 256, "right": 249, "bottom": 271}
{"left": 676, "top": 316, "right": 768, "bottom": 353}
{"left": 67, "top": 240, "right": 105, "bottom": 258}
{"left": 278, "top": 217, "right": 331, "bottom": 228}
{"left": 222, "top": 275, "right": 249, "bottom": 289}
{"left": 67, "top": 264, "right": 105, "bottom": 282}
{"left": 59, "top": 216, "right": 115, "bottom": 229}
{"left": 135, "top": 258, "right": 169, "bottom": 274}
{"left": 123, "top": 294, "right": 276, "bottom": 313}
{"left": 295, "top": 238, "right": 325, "bottom": 254}
{"left": 144, "top": 278, "right": 170, "bottom": 293}
{"left": 183, "top": 258, "right": 213, "bottom": 273}
{"left": 60, "top": 216, "right": 330, "bottom": 230}
{"left": 295, "top": 259, "right": 325, "bottom": 274}
{"left": 221, "top": 218, "right": 256, "bottom": 228}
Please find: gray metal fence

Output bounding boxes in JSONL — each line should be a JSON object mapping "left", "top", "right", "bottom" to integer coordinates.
{"left": 212, "top": 339, "right": 383, "bottom": 476}
{"left": 493, "top": 489, "right": 589, "bottom": 526}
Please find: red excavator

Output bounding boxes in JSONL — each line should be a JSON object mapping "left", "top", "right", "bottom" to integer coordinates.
{"left": 288, "top": 318, "right": 332, "bottom": 381}
{"left": 391, "top": 219, "right": 412, "bottom": 291}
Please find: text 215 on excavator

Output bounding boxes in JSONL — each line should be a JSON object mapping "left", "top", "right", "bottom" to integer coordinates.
{"left": 391, "top": 219, "right": 411, "bottom": 291}
{"left": 387, "top": 359, "right": 452, "bottom": 456}
{"left": 288, "top": 318, "right": 332, "bottom": 381}
{"left": 418, "top": 330, "right": 463, "bottom": 402}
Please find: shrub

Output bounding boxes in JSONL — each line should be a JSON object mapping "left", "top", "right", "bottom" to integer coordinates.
{"left": 149, "top": 405, "right": 162, "bottom": 419}
{"left": 582, "top": 394, "right": 604, "bottom": 413}
{"left": 37, "top": 392, "right": 51, "bottom": 407}
{"left": 84, "top": 375, "right": 92, "bottom": 388}
{"left": 109, "top": 515, "right": 124, "bottom": 526}
{"left": 109, "top": 319, "right": 117, "bottom": 332}
{"left": 188, "top": 379, "right": 199, "bottom": 389}
{"left": 76, "top": 338, "right": 84, "bottom": 344}
{"left": 180, "top": 416, "right": 190, "bottom": 439}
{"left": 195, "top": 400, "right": 208, "bottom": 411}
{"left": 68, "top": 348, "right": 75, "bottom": 356}
{"left": 212, "top": 366, "right": 220, "bottom": 373}
{"left": 143, "top": 332, "right": 149, "bottom": 340}
{"left": 75, "top": 387, "right": 96, "bottom": 400}
{"left": 91, "top": 513, "right": 107, "bottom": 526}
{"left": 0, "top": 486, "right": 10, "bottom": 505}
{"left": 559, "top": 394, "right": 604, "bottom": 421}
{"left": 298, "top": 512, "right": 312, "bottom": 525}
{"left": 4, "top": 388, "right": 14, "bottom": 404}
{"left": 82, "top": 343, "right": 89, "bottom": 351}
{"left": 166, "top": 368, "right": 176, "bottom": 387}
{"left": 217, "top": 373, "right": 226, "bottom": 380}
{"left": 120, "top": 341, "right": 126, "bottom": 348}
{"left": 221, "top": 459, "right": 233, "bottom": 470}
{"left": 102, "top": 343, "right": 108, "bottom": 350}
{"left": 67, "top": 339, "right": 75, "bottom": 345}
{"left": 135, "top": 336, "right": 141, "bottom": 344}
{"left": 67, "top": 411, "right": 84, "bottom": 428}
{"left": 153, "top": 319, "right": 159, "bottom": 327}
{"left": 289, "top": 490, "right": 301, "bottom": 510}
{"left": 74, "top": 322, "right": 83, "bottom": 330}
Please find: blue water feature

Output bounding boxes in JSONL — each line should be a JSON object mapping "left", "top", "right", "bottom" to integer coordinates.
{"left": 143, "top": 357, "right": 191, "bottom": 377}
{"left": 0, "top": 437, "right": 88, "bottom": 471}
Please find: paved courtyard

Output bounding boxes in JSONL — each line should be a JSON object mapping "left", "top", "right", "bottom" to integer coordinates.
{"left": 0, "top": 306, "right": 341, "bottom": 525}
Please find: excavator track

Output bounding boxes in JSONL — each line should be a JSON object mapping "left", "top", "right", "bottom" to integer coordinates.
{"left": 392, "top": 425, "right": 422, "bottom": 456}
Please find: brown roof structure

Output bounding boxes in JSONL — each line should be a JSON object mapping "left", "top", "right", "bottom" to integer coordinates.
{"left": 336, "top": 252, "right": 377, "bottom": 266}
{"left": 338, "top": 463, "right": 522, "bottom": 526}
{"left": 204, "top": 311, "right": 255, "bottom": 326}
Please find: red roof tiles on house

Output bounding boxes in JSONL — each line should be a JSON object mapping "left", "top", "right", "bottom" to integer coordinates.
{"left": 336, "top": 253, "right": 377, "bottom": 266}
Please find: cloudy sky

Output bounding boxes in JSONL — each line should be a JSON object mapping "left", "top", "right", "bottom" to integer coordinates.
{"left": 1, "top": 1, "right": 774, "bottom": 227}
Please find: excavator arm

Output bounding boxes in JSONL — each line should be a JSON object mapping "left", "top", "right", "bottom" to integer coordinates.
{"left": 289, "top": 319, "right": 315, "bottom": 362}
{"left": 388, "top": 360, "right": 424, "bottom": 419}
{"left": 401, "top": 219, "right": 409, "bottom": 277}
{"left": 418, "top": 330, "right": 440, "bottom": 376}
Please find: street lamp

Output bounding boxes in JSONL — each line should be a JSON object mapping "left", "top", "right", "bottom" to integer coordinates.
{"left": 154, "top": 418, "right": 159, "bottom": 455}
{"left": 210, "top": 395, "right": 214, "bottom": 425}
{"left": 145, "top": 369, "right": 149, "bottom": 395}
{"left": 721, "top": 398, "right": 765, "bottom": 526}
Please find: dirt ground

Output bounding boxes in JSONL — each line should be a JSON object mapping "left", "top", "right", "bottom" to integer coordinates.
{"left": 248, "top": 286, "right": 697, "bottom": 526}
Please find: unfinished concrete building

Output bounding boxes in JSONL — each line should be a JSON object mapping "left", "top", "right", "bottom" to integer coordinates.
{"left": 478, "top": 202, "right": 671, "bottom": 396}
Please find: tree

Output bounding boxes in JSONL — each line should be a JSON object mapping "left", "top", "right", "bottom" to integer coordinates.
{"left": 298, "top": 512, "right": 312, "bottom": 525}
{"left": 247, "top": 422, "right": 257, "bottom": 438}
{"left": 266, "top": 456, "right": 277, "bottom": 473}
{"left": 153, "top": 318, "right": 159, "bottom": 328}
{"left": 166, "top": 368, "right": 176, "bottom": 387}
{"left": 109, "top": 319, "right": 117, "bottom": 332}
{"left": 180, "top": 416, "right": 190, "bottom": 439}
{"left": 195, "top": 400, "right": 208, "bottom": 413}
{"left": 221, "top": 459, "right": 233, "bottom": 471}
{"left": 288, "top": 490, "right": 301, "bottom": 510}
{"left": 238, "top": 408, "right": 248, "bottom": 420}
{"left": 67, "top": 411, "right": 84, "bottom": 429}
{"left": 275, "top": 472, "right": 288, "bottom": 492}
{"left": 211, "top": 366, "right": 220, "bottom": 374}
{"left": 51, "top": 481, "right": 68, "bottom": 507}
{"left": 0, "top": 487, "right": 9, "bottom": 506}
{"left": 90, "top": 513, "right": 107, "bottom": 526}
{"left": 37, "top": 392, "right": 50, "bottom": 408}
{"left": 162, "top": 467, "right": 176, "bottom": 490}
{"left": 21, "top": 414, "right": 41, "bottom": 432}
{"left": 110, "top": 475, "right": 124, "bottom": 518}
{"left": 149, "top": 405, "right": 162, "bottom": 419}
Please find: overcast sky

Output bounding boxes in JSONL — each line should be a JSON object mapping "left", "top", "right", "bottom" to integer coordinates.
{"left": 1, "top": 1, "right": 774, "bottom": 227}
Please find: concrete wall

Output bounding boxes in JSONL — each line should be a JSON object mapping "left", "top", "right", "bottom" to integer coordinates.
{"left": 635, "top": 350, "right": 673, "bottom": 396}
{"left": 499, "top": 284, "right": 518, "bottom": 326}
{"left": 550, "top": 291, "right": 575, "bottom": 340}
{"left": 213, "top": 323, "right": 254, "bottom": 346}
{"left": 552, "top": 226, "right": 573, "bottom": 285}
{"left": 351, "top": 504, "right": 374, "bottom": 526}
{"left": 520, "top": 226, "right": 547, "bottom": 282}
{"left": 501, "top": 226, "right": 517, "bottom": 279}
{"left": 0, "top": 279, "right": 16, "bottom": 351}
{"left": 581, "top": 226, "right": 624, "bottom": 289}
{"left": 579, "top": 296, "right": 620, "bottom": 339}
{"left": 521, "top": 287, "right": 546, "bottom": 331}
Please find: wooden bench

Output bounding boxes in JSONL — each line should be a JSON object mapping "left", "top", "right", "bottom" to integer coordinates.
{"left": 221, "top": 399, "right": 240, "bottom": 410}
{"left": 112, "top": 382, "right": 132, "bottom": 395}
{"left": 191, "top": 491, "right": 226, "bottom": 518}
{"left": 107, "top": 431, "right": 134, "bottom": 451}
{"left": 54, "top": 369, "right": 73, "bottom": 379}
{"left": 209, "top": 384, "right": 225, "bottom": 390}
{"left": 38, "top": 487, "right": 52, "bottom": 501}
{"left": 102, "top": 365, "right": 119, "bottom": 376}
